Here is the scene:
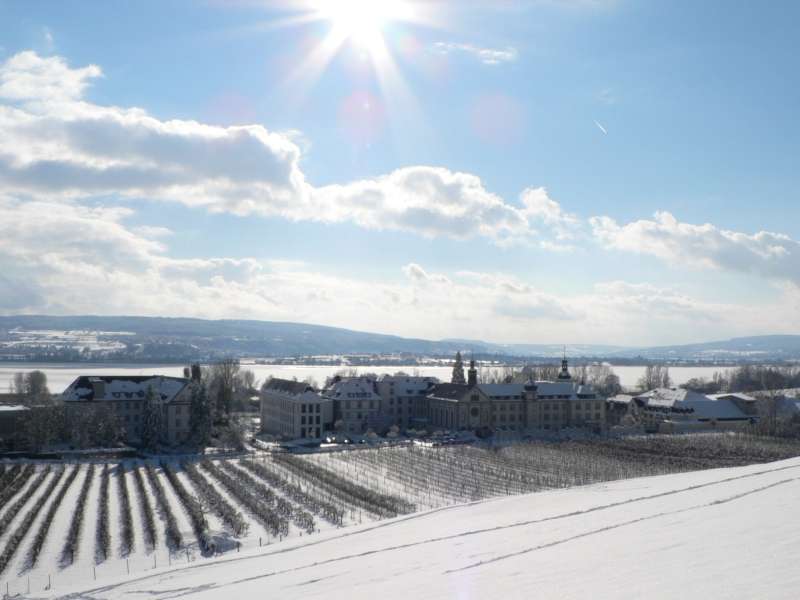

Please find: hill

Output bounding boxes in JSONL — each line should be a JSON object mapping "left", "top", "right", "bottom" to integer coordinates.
{"left": 0, "top": 315, "right": 799, "bottom": 361}
{"left": 41, "top": 456, "right": 800, "bottom": 600}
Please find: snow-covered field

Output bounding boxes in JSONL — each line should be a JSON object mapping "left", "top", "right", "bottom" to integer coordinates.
{"left": 0, "top": 457, "right": 386, "bottom": 598}
{"left": 8, "top": 456, "right": 797, "bottom": 599}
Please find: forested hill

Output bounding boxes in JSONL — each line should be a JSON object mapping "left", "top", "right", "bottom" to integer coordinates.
{"left": 0, "top": 315, "right": 798, "bottom": 361}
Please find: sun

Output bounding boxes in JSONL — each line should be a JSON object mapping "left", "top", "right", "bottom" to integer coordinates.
{"left": 314, "top": 0, "right": 411, "bottom": 50}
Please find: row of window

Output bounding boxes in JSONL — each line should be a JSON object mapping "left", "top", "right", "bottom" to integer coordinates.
{"left": 300, "top": 415, "right": 321, "bottom": 425}
{"left": 300, "top": 403, "right": 322, "bottom": 414}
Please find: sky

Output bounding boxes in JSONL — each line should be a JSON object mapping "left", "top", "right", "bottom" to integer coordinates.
{"left": 0, "top": 0, "right": 798, "bottom": 346}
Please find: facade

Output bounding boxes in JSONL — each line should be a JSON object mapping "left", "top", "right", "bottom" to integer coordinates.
{"left": 424, "top": 358, "right": 606, "bottom": 433}
{"left": 376, "top": 374, "right": 437, "bottom": 429}
{"left": 323, "top": 376, "right": 383, "bottom": 434}
{"left": 261, "top": 356, "right": 607, "bottom": 439}
{"left": 260, "top": 378, "right": 333, "bottom": 439}
{"left": 61, "top": 375, "right": 193, "bottom": 446}
{"left": 0, "top": 402, "right": 29, "bottom": 450}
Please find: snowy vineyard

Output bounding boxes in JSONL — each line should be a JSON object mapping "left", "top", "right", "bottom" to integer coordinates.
{"left": 1, "top": 434, "right": 797, "bottom": 595}
{"left": 0, "top": 454, "right": 415, "bottom": 596}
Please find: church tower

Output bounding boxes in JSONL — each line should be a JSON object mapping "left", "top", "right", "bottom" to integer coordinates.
{"left": 451, "top": 352, "right": 466, "bottom": 385}
{"left": 467, "top": 359, "right": 478, "bottom": 387}
{"left": 558, "top": 348, "right": 572, "bottom": 381}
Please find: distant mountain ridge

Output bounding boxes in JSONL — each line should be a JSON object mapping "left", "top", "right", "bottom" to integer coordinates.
{"left": 0, "top": 315, "right": 798, "bottom": 362}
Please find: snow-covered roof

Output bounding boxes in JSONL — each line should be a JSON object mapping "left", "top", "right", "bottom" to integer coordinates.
{"left": 635, "top": 388, "right": 750, "bottom": 420}
{"left": 0, "top": 404, "right": 28, "bottom": 412}
{"left": 323, "top": 377, "right": 380, "bottom": 400}
{"left": 708, "top": 392, "right": 757, "bottom": 402}
{"left": 61, "top": 375, "right": 190, "bottom": 403}
{"left": 478, "top": 384, "right": 524, "bottom": 398}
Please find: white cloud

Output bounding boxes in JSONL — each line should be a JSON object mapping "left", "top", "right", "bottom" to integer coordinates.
{"left": 591, "top": 211, "right": 800, "bottom": 285}
{"left": 0, "top": 196, "right": 795, "bottom": 344}
{"left": 521, "top": 187, "right": 580, "bottom": 242}
{"left": 434, "top": 42, "right": 518, "bottom": 65}
{"left": 0, "top": 51, "right": 574, "bottom": 246}
{"left": 0, "top": 51, "right": 100, "bottom": 103}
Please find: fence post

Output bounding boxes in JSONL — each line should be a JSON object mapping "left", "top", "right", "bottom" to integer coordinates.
{"left": 93, "top": 565, "right": 96, "bottom": 580}
{"left": 154, "top": 554, "right": 157, "bottom": 569}
{"left": 186, "top": 548, "right": 190, "bottom": 563}
{"left": 127, "top": 559, "right": 130, "bottom": 575}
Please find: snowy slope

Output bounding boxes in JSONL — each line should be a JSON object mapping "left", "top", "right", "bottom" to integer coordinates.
{"left": 26, "top": 456, "right": 800, "bottom": 600}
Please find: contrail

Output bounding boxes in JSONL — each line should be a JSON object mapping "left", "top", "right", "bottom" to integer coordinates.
{"left": 594, "top": 120, "right": 607, "bottom": 135}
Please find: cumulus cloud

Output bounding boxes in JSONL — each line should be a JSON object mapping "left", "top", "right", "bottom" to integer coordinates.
{"left": 433, "top": 42, "right": 518, "bottom": 65}
{"left": 0, "top": 50, "right": 101, "bottom": 103}
{"left": 521, "top": 187, "right": 580, "bottom": 242}
{"left": 0, "top": 50, "right": 571, "bottom": 246}
{"left": 591, "top": 211, "right": 800, "bottom": 285}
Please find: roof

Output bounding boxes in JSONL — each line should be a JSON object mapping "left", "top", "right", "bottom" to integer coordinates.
{"left": 62, "top": 375, "right": 190, "bottom": 403}
{"left": 264, "top": 378, "right": 316, "bottom": 396}
{"left": 0, "top": 404, "right": 29, "bottom": 412}
{"left": 478, "top": 384, "right": 524, "bottom": 398}
{"left": 635, "top": 388, "right": 750, "bottom": 421}
{"left": 708, "top": 393, "right": 757, "bottom": 402}
{"left": 608, "top": 394, "right": 635, "bottom": 404}
{"left": 535, "top": 381, "right": 598, "bottom": 399}
{"left": 427, "top": 383, "right": 473, "bottom": 401}
{"left": 323, "top": 377, "right": 380, "bottom": 399}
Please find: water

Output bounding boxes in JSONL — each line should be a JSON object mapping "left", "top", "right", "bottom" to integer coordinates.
{"left": 0, "top": 362, "right": 730, "bottom": 394}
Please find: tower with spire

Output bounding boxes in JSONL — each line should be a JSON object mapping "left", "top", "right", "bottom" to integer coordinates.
{"left": 557, "top": 346, "right": 572, "bottom": 381}
{"left": 451, "top": 351, "right": 466, "bottom": 385}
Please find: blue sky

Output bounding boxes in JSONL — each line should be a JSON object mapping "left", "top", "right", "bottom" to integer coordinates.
{"left": 0, "top": 0, "right": 798, "bottom": 345}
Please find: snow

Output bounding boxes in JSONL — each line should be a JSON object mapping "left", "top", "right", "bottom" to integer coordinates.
{"left": 9, "top": 456, "right": 798, "bottom": 599}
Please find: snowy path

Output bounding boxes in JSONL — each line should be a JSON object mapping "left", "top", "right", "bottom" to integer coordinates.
{"left": 36, "top": 456, "right": 800, "bottom": 600}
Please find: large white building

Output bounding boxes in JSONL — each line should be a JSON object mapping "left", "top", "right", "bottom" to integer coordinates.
{"left": 424, "top": 359, "right": 605, "bottom": 433}
{"left": 62, "top": 375, "right": 193, "bottom": 446}
{"left": 323, "top": 376, "right": 383, "bottom": 434}
{"left": 260, "top": 378, "right": 333, "bottom": 439}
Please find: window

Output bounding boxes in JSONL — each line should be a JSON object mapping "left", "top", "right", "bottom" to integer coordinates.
{"left": 316, "top": 415, "right": 320, "bottom": 424}
{"left": 315, "top": 404, "right": 320, "bottom": 413}
{"left": 301, "top": 416, "right": 306, "bottom": 425}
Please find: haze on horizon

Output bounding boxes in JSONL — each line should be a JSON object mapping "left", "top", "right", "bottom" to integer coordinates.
{"left": 0, "top": 0, "right": 798, "bottom": 347}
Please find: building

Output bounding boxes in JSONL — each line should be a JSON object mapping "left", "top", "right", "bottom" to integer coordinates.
{"left": 61, "top": 375, "right": 193, "bottom": 446}
{"left": 260, "top": 378, "right": 333, "bottom": 439}
{"left": 376, "top": 374, "right": 437, "bottom": 429}
{"left": 424, "top": 358, "right": 606, "bottom": 433}
{"left": 0, "top": 402, "right": 29, "bottom": 450}
{"left": 631, "top": 388, "right": 753, "bottom": 432}
{"left": 323, "top": 376, "right": 383, "bottom": 434}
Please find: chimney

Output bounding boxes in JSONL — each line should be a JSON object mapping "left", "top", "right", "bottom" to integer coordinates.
{"left": 191, "top": 364, "right": 202, "bottom": 382}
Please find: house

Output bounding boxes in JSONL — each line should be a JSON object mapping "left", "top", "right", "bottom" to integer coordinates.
{"left": 631, "top": 388, "right": 753, "bottom": 432}
{"left": 61, "top": 375, "right": 193, "bottom": 446}
{"left": 260, "top": 378, "right": 333, "bottom": 439}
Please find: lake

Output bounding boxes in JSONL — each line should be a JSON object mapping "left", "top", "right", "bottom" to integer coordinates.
{"left": 0, "top": 362, "right": 730, "bottom": 394}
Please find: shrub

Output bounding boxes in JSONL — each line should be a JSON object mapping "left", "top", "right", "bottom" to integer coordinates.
{"left": 0, "top": 466, "right": 65, "bottom": 575}
{"left": 61, "top": 464, "right": 95, "bottom": 565}
{"left": 95, "top": 464, "right": 111, "bottom": 563}
{"left": 27, "top": 465, "right": 80, "bottom": 567}
{"left": 182, "top": 461, "right": 248, "bottom": 537}
{"left": 144, "top": 463, "right": 182, "bottom": 550}
{"left": 117, "top": 464, "right": 135, "bottom": 556}
{"left": 131, "top": 465, "right": 157, "bottom": 551}
{"left": 200, "top": 460, "right": 288, "bottom": 538}
{"left": 162, "top": 463, "right": 213, "bottom": 554}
